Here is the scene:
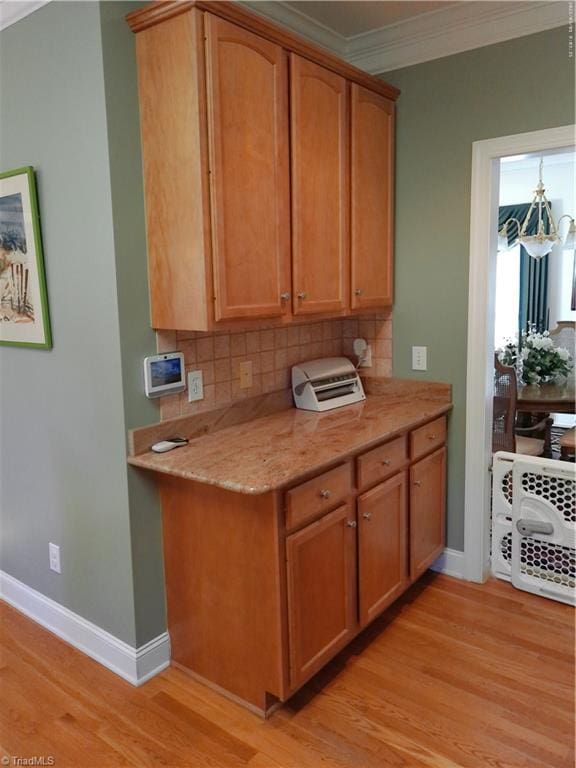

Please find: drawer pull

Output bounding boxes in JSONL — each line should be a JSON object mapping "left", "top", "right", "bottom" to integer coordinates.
{"left": 381, "top": 458, "right": 391, "bottom": 466}
{"left": 413, "top": 480, "right": 422, "bottom": 487}
{"left": 362, "top": 512, "right": 372, "bottom": 521}
{"left": 319, "top": 489, "right": 331, "bottom": 500}
{"left": 427, "top": 434, "right": 437, "bottom": 440}
{"left": 346, "top": 520, "right": 357, "bottom": 528}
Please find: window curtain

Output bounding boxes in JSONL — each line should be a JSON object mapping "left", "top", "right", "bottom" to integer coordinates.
{"left": 498, "top": 203, "right": 550, "bottom": 337}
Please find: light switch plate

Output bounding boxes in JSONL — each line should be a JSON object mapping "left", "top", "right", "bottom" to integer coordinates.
{"left": 188, "top": 370, "right": 204, "bottom": 402}
{"left": 412, "top": 346, "right": 427, "bottom": 371}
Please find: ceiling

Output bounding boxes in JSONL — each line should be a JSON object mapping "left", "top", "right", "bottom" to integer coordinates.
{"left": 1, "top": 1, "right": 568, "bottom": 74}
{"left": 284, "top": 1, "right": 458, "bottom": 38}
{"left": 243, "top": 0, "right": 567, "bottom": 73}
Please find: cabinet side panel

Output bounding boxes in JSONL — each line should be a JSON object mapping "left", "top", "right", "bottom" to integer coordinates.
{"left": 135, "top": 9, "right": 211, "bottom": 330}
{"left": 160, "top": 476, "right": 285, "bottom": 709}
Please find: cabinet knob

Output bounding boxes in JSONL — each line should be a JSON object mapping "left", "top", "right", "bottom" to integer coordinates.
{"left": 381, "top": 459, "right": 391, "bottom": 466}
{"left": 355, "top": 288, "right": 363, "bottom": 296}
{"left": 362, "top": 512, "right": 372, "bottom": 521}
{"left": 346, "top": 520, "right": 357, "bottom": 528}
{"left": 297, "top": 291, "right": 306, "bottom": 300}
{"left": 427, "top": 434, "right": 437, "bottom": 440}
{"left": 413, "top": 480, "right": 422, "bottom": 487}
{"left": 319, "top": 489, "right": 331, "bottom": 500}
{"left": 280, "top": 292, "right": 290, "bottom": 301}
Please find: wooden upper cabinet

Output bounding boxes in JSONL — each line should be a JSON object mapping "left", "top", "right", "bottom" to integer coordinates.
{"left": 351, "top": 84, "right": 395, "bottom": 310}
{"left": 205, "top": 15, "right": 291, "bottom": 321}
{"left": 358, "top": 472, "right": 408, "bottom": 627}
{"left": 128, "top": 3, "right": 399, "bottom": 330}
{"left": 290, "top": 55, "right": 349, "bottom": 316}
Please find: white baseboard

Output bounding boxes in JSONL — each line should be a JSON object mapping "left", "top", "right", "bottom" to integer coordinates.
{"left": 0, "top": 570, "right": 170, "bottom": 686}
{"left": 431, "top": 547, "right": 466, "bottom": 579}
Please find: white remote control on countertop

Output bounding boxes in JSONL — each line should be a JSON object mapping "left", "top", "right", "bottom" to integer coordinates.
{"left": 151, "top": 438, "right": 189, "bottom": 453}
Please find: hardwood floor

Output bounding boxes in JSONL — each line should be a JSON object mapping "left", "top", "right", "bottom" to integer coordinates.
{"left": 1, "top": 573, "right": 573, "bottom": 767}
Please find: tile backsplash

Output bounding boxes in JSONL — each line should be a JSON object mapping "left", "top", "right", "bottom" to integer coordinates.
{"left": 157, "top": 313, "right": 392, "bottom": 420}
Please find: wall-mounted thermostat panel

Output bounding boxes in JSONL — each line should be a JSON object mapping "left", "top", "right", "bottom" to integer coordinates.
{"left": 144, "top": 352, "right": 185, "bottom": 398}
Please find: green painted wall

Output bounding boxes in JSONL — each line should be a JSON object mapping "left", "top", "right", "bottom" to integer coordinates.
{"left": 0, "top": 1, "right": 138, "bottom": 644}
{"left": 383, "top": 27, "right": 575, "bottom": 550}
{"left": 0, "top": 0, "right": 165, "bottom": 648}
{"left": 99, "top": 0, "right": 166, "bottom": 647}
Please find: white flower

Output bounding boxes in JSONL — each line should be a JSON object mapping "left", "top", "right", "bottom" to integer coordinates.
{"left": 557, "top": 347, "right": 571, "bottom": 361}
{"left": 522, "top": 347, "right": 530, "bottom": 360}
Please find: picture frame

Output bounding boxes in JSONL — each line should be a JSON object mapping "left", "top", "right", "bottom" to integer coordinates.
{"left": 0, "top": 166, "right": 52, "bottom": 349}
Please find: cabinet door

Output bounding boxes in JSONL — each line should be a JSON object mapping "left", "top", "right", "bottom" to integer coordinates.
{"left": 290, "top": 54, "right": 349, "bottom": 316}
{"left": 286, "top": 504, "right": 357, "bottom": 689}
{"left": 358, "top": 472, "right": 408, "bottom": 627}
{"left": 410, "top": 447, "right": 446, "bottom": 580}
{"left": 205, "top": 14, "right": 291, "bottom": 321}
{"left": 350, "top": 84, "right": 394, "bottom": 310}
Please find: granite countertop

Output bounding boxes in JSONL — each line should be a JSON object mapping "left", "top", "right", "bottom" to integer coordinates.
{"left": 128, "top": 386, "right": 451, "bottom": 494}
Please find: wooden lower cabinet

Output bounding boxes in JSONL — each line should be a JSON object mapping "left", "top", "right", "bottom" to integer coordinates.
{"left": 410, "top": 447, "right": 447, "bottom": 579}
{"left": 157, "top": 416, "right": 447, "bottom": 716}
{"left": 358, "top": 472, "right": 408, "bottom": 627}
{"left": 286, "top": 504, "right": 357, "bottom": 689}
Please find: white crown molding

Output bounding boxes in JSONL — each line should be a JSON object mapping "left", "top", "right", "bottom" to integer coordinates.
{"left": 241, "top": 0, "right": 346, "bottom": 55}
{"left": 241, "top": 1, "right": 568, "bottom": 75}
{"left": 347, "top": 1, "right": 569, "bottom": 74}
{"left": 0, "top": 570, "right": 170, "bottom": 685}
{"left": 0, "top": 0, "right": 51, "bottom": 32}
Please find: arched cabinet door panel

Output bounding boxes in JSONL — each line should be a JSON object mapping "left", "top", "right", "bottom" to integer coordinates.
{"left": 290, "top": 54, "right": 349, "bottom": 316}
{"left": 351, "top": 84, "right": 394, "bottom": 310}
{"left": 205, "top": 14, "right": 291, "bottom": 321}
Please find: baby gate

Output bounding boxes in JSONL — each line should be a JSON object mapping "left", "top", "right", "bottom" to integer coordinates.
{"left": 491, "top": 451, "right": 575, "bottom": 605}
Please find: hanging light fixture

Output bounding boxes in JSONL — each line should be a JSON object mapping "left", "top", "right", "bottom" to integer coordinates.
{"left": 498, "top": 158, "right": 575, "bottom": 259}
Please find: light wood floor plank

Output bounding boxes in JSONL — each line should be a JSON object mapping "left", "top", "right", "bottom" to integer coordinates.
{"left": 1, "top": 573, "right": 573, "bottom": 768}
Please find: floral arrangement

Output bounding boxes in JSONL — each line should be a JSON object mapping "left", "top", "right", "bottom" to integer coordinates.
{"left": 498, "top": 325, "right": 573, "bottom": 385}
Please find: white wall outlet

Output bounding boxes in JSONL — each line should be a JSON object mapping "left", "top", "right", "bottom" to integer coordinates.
{"left": 188, "top": 370, "right": 204, "bottom": 402}
{"left": 49, "top": 542, "right": 61, "bottom": 574}
{"left": 359, "top": 343, "right": 372, "bottom": 368}
{"left": 353, "top": 338, "right": 372, "bottom": 368}
{"left": 412, "top": 346, "right": 428, "bottom": 371}
{"left": 239, "top": 360, "right": 253, "bottom": 389}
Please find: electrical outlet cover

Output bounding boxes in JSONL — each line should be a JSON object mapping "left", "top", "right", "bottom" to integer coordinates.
{"left": 188, "top": 370, "right": 204, "bottom": 402}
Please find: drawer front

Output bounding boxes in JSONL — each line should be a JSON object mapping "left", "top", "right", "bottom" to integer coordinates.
{"left": 356, "top": 435, "right": 408, "bottom": 490}
{"left": 285, "top": 463, "right": 352, "bottom": 531}
{"left": 411, "top": 416, "right": 446, "bottom": 461}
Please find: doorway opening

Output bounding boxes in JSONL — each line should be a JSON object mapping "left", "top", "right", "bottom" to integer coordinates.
{"left": 464, "top": 125, "right": 575, "bottom": 583}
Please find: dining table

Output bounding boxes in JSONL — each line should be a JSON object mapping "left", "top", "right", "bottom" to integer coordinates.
{"left": 517, "top": 381, "right": 576, "bottom": 414}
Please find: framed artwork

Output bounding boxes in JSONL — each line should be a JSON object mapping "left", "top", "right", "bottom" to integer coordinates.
{"left": 0, "top": 166, "right": 52, "bottom": 348}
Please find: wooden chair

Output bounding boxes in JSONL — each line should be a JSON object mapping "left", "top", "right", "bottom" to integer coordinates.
{"left": 548, "top": 321, "right": 576, "bottom": 356}
{"left": 493, "top": 355, "right": 552, "bottom": 456}
{"left": 560, "top": 427, "right": 576, "bottom": 461}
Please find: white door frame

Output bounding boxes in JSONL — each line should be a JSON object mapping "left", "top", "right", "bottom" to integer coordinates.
{"left": 464, "top": 124, "right": 575, "bottom": 583}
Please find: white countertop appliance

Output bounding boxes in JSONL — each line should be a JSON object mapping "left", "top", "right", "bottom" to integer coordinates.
{"left": 292, "top": 357, "right": 366, "bottom": 412}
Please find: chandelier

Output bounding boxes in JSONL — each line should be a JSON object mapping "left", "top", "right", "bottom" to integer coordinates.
{"left": 498, "top": 158, "right": 575, "bottom": 259}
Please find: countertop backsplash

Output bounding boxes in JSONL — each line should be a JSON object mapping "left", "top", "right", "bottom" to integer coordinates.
{"left": 156, "top": 313, "right": 392, "bottom": 420}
